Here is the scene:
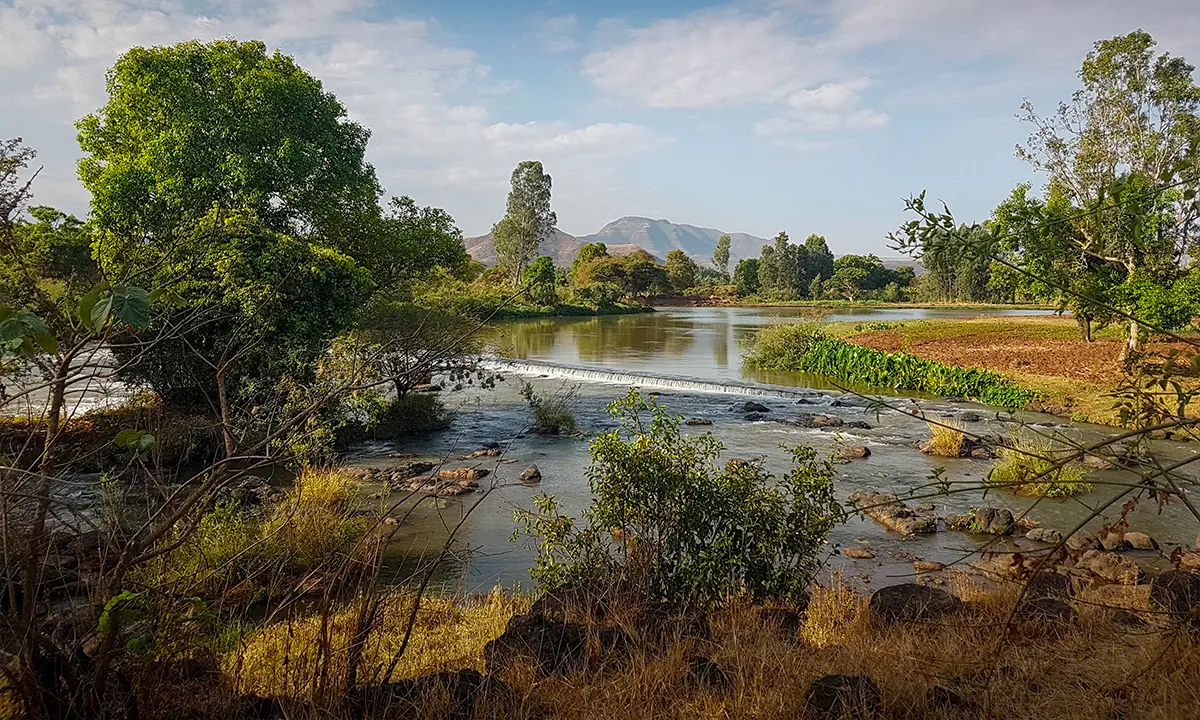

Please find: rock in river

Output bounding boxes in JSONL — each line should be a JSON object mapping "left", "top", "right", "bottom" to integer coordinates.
{"left": 685, "top": 417, "right": 713, "bottom": 426}
{"left": 518, "top": 465, "right": 542, "bottom": 485}
{"left": 848, "top": 491, "right": 938, "bottom": 536}
{"left": 945, "top": 506, "right": 1015, "bottom": 536}
{"left": 839, "top": 445, "right": 871, "bottom": 460}
{"left": 844, "top": 547, "right": 875, "bottom": 560}
{"left": 1076, "top": 550, "right": 1142, "bottom": 585}
{"left": 743, "top": 401, "right": 769, "bottom": 413}
{"left": 1026, "top": 527, "right": 1065, "bottom": 545}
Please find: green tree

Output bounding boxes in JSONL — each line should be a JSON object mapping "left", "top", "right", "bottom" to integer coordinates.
{"left": 664, "top": 249, "right": 699, "bottom": 292}
{"left": 523, "top": 255, "right": 559, "bottom": 306}
{"left": 76, "top": 39, "right": 379, "bottom": 265}
{"left": 803, "top": 234, "right": 835, "bottom": 285}
{"left": 1016, "top": 30, "right": 1200, "bottom": 360}
{"left": 493, "top": 161, "right": 556, "bottom": 283}
{"left": 713, "top": 234, "right": 731, "bottom": 277}
{"left": 365, "top": 196, "right": 467, "bottom": 291}
{"left": 733, "top": 258, "right": 760, "bottom": 297}
{"left": 571, "top": 242, "right": 609, "bottom": 279}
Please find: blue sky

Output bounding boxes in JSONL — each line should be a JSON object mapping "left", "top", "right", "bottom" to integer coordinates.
{"left": 3, "top": 0, "right": 1200, "bottom": 253}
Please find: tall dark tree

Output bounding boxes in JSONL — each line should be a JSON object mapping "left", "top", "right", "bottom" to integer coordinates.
{"left": 713, "top": 234, "right": 731, "bottom": 277}
{"left": 494, "top": 161, "right": 556, "bottom": 283}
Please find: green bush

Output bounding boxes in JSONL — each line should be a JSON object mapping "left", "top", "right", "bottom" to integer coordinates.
{"left": 745, "top": 323, "right": 1039, "bottom": 408}
{"left": 513, "top": 390, "right": 844, "bottom": 606}
{"left": 987, "top": 434, "right": 1093, "bottom": 497}
{"left": 519, "top": 380, "right": 578, "bottom": 435}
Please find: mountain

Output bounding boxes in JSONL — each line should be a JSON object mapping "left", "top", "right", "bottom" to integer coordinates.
{"left": 463, "top": 228, "right": 643, "bottom": 268}
{"left": 580, "top": 217, "right": 765, "bottom": 266}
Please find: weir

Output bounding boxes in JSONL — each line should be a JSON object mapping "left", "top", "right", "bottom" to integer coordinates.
{"left": 478, "top": 356, "right": 822, "bottom": 399}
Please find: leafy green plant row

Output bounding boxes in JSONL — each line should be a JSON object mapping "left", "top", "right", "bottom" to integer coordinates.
{"left": 745, "top": 323, "right": 1040, "bottom": 408}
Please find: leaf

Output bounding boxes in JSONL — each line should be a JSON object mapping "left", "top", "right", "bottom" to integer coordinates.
{"left": 98, "top": 590, "right": 144, "bottom": 633}
{"left": 111, "top": 287, "right": 152, "bottom": 329}
{"left": 89, "top": 294, "right": 113, "bottom": 333}
{"left": 78, "top": 290, "right": 103, "bottom": 331}
{"left": 126, "top": 635, "right": 154, "bottom": 654}
{"left": 136, "top": 434, "right": 156, "bottom": 454}
{"left": 114, "top": 429, "right": 141, "bottom": 448}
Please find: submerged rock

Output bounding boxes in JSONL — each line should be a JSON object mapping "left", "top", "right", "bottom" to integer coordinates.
{"left": 1026, "top": 527, "right": 1065, "bottom": 545}
{"left": 848, "top": 491, "right": 938, "bottom": 536}
{"left": 844, "top": 547, "right": 875, "bottom": 560}
{"left": 685, "top": 417, "right": 713, "bottom": 426}
{"left": 743, "top": 401, "right": 770, "bottom": 413}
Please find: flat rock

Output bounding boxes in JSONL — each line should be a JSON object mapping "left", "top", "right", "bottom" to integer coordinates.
{"left": 439, "top": 467, "right": 489, "bottom": 481}
{"left": 466, "top": 448, "right": 502, "bottom": 458}
{"left": 1124, "top": 531, "right": 1158, "bottom": 551}
{"left": 1077, "top": 550, "right": 1142, "bottom": 586}
{"left": 839, "top": 446, "right": 871, "bottom": 460}
{"left": 848, "top": 491, "right": 938, "bottom": 536}
{"left": 1026, "top": 527, "right": 1065, "bottom": 545}
{"left": 945, "top": 506, "right": 1015, "bottom": 536}
{"left": 1149, "top": 570, "right": 1200, "bottom": 625}
{"left": 868, "top": 583, "right": 963, "bottom": 625}
{"left": 1066, "top": 532, "right": 1101, "bottom": 552}
{"left": 684, "top": 417, "right": 713, "bottom": 426}
{"left": 913, "top": 560, "right": 945, "bottom": 572}
{"left": 844, "top": 547, "right": 875, "bottom": 560}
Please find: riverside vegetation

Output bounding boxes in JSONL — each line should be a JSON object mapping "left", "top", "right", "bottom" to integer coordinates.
{"left": 2, "top": 29, "right": 1200, "bottom": 720}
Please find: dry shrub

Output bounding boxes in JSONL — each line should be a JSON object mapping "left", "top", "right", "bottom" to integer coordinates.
{"left": 925, "top": 421, "right": 966, "bottom": 457}
{"left": 802, "top": 572, "right": 868, "bottom": 648}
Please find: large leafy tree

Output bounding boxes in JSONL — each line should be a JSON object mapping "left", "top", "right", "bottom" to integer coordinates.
{"left": 523, "top": 256, "right": 559, "bottom": 306}
{"left": 803, "top": 233, "right": 835, "bottom": 285}
{"left": 493, "top": 161, "right": 556, "bottom": 282}
{"left": 1014, "top": 30, "right": 1200, "bottom": 359}
{"left": 664, "top": 249, "right": 699, "bottom": 292}
{"left": 733, "top": 258, "right": 760, "bottom": 296}
{"left": 77, "top": 39, "right": 380, "bottom": 265}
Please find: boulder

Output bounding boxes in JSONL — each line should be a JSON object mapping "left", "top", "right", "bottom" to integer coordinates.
{"left": 358, "top": 669, "right": 510, "bottom": 720}
{"left": 957, "top": 412, "right": 982, "bottom": 423}
{"left": 483, "top": 613, "right": 591, "bottom": 677}
{"left": 743, "top": 412, "right": 768, "bottom": 421}
{"left": 868, "top": 584, "right": 963, "bottom": 625}
{"left": 848, "top": 492, "right": 938, "bottom": 536}
{"left": 844, "top": 420, "right": 873, "bottom": 430}
{"left": 839, "top": 446, "right": 871, "bottom": 460}
{"left": 1149, "top": 570, "right": 1200, "bottom": 625}
{"left": 803, "top": 675, "right": 883, "bottom": 719}
{"left": 685, "top": 417, "right": 713, "bottom": 426}
{"left": 1124, "top": 531, "right": 1158, "bottom": 551}
{"left": 1066, "top": 532, "right": 1101, "bottom": 552}
{"left": 517, "top": 465, "right": 542, "bottom": 485}
{"left": 1026, "top": 528, "right": 1065, "bottom": 545}
{"left": 844, "top": 547, "right": 875, "bottom": 560}
{"left": 797, "top": 414, "right": 844, "bottom": 429}
{"left": 945, "top": 506, "right": 1015, "bottom": 536}
{"left": 389, "top": 462, "right": 435, "bottom": 481}
{"left": 1182, "top": 551, "right": 1200, "bottom": 572}
{"left": 1099, "top": 529, "right": 1129, "bottom": 551}
{"left": 686, "top": 656, "right": 733, "bottom": 694}
{"left": 1016, "top": 597, "right": 1076, "bottom": 624}
{"left": 1077, "top": 550, "right": 1142, "bottom": 586}
{"left": 743, "top": 401, "right": 770, "bottom": 413}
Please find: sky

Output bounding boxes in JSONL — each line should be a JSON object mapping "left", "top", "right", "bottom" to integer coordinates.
{"left": 4, "top": 1, "right": 1200, "bottom": 254}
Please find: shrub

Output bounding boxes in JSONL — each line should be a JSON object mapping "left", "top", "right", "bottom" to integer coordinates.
{"left": 745, "top": 322, "right": 1039, "bottom": 408}
{"left": 987, "top": 434, "right": 1093, "bottom": 497}
{"left": 513, "top": 390, "right": 844, "bottom": 606}
{"left": 519, "top": 380, "right": 578, "bottom": 435}
{"left": 925, "top": 422, "right": 966, "bottom": 457}
{"left": 571, "top": 281, "right": 624, "bottom": 307}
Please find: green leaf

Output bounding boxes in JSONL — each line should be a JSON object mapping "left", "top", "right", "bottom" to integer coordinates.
{"left": 111, "top": 287, "right": 151, "bottom": 329}
{"left": 126, "top": 635, "right": 154, "bottom": 654}
{"left": 114, "top": 429, "right": 141, "bottom": 448}
{"left": 98, "top": 590, "right": 144, "bottom": 633}
{"left": 78, "top": 290, "right": 103, "bottom": 332}
{"left": 136, "top": 434, "right": 156, "bottom": 454}
{"left": 89, "top": 294, "right": 113, "bottom": 333}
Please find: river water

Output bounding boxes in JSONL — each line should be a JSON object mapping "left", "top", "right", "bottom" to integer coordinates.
{"left": 357, "top": 307, "right": 1200, "bottom": 593}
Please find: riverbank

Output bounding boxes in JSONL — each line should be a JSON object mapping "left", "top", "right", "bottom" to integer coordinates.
{"left": 117, "top": 571, "right": 1200, "bottom": 720}
{"left": 652, "top": 295, "right": 1054, "bottom": 312}
{"left": 488, "top": 301, "right": 653, "bottom": 320}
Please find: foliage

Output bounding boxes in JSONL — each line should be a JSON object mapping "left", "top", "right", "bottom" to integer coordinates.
{"left": 570, "top": 281, "right": 625, "bottom": 308}
{"left": 713, "top": 234, "right": 732, "bottom": 277}
{"left": 987, "top": 434, "right": 1093, "bottom": 497}
{"left": 824, "top": 254, "right": 913, "bottom": 302}
{"left": 514, "top": 390, "right": 844, "bottom": 606}
{"left": 518, "top": 380, "right": 578, "bottom": 435}
{"left": 523, "top": 255, "right": 559, "bottom": 306}
{"left": 757, "top": 231, "right": 838, "bottom": 299}
{"left": 664, "top": 249, "right": 699, "bottom": 292}
{"left": 493, "top": 161, "right": 556, "bottom": 282}
{"left": 733, "top": 258, "right": 760, "bottom": 296}
{"left": 573, "top": 250, "right": 669, "bottom": 298}
{"left": 746, "top": 323, "right": 1039, "bottom": 408}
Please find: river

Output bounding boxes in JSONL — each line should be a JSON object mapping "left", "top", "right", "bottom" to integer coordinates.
{"left": 360, "top": 307, "right": 1200, "bottom": 594}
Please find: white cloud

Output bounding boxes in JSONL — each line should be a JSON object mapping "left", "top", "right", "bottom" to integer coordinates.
{"left": 0, "top": 0, "right": 660, "bottom": 235}
{"left": 532, "top": 15, "right": 579, "bottom": 54}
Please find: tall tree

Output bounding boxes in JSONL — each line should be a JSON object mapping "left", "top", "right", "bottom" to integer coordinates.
{"left": 1016, "top": 30, "right": 1200, "bottom": 360}
{"left": 713, "top": 234, "right": 731, "bottom": 277}
{"left": 665, "top": 249, "right": 699, "bottom": 292}
{"left": 733, "top": 258, "right": 760, "bottom": 296}
{"left": 494, "top": 161, "right": 556, "bottom": 283}
{"left": 802, "top": 233, "right": 834, "bottom": 286}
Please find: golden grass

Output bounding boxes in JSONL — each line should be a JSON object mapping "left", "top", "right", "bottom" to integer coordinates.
{"left": 987, "top": 433, "right": 1093, "bottom": 498}
{"left": 924, "top": 421, "right": 967, "bottom": 458}
{"left": 203, "top": 574, "right": 1200, "bottom": 720}
{"left": 293, "top": 467, "right": 356, "bottom": 507}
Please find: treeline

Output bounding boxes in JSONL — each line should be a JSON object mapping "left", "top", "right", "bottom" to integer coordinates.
{"left": 732, "top": 232, "right": 915, "bottom": 302}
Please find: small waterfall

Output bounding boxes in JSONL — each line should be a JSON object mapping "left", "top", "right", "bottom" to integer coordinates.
{"left": 478, "top": 357, "right": 825, "bottom": 400}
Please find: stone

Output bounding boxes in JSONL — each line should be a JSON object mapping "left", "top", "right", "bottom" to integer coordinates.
{"left": 1017, "top": 597, "right": 1076, "bottom": 624}
{"left": 797, "top": 414, "right": 844, "bottom": 429}
{"left": 1099, "top": 529, "right": 1129, "bottom": 552}
{"left": 803, "top": 675, "right": 883, "bottom": 719}
{"left": 868, "top": 584, "right": 963, "bottom": 625}
{"left": 390, "top": 462, "right": 435, "bottom": 481}
{"left": 358, "top": 669, "right": 511, "bottom": 720}
{"left": 959, "top": 506, "right": 1015, "bottom": 536}
{"left": 912, "top": 560, "right": 945, "bottom": 573}
{"left": 1182, "top": 551, "right": 1200, "bottom": 572}
{"left": 1124, "top": 531, "right": 1158, "bottom": 551}
{"left": 439, "top": 467, "right": 489, "bottom": 481}
{"left": 839, "top": 446, "right": 871, "bottom": 460}
{"left": 831, "top": 398, "right": 867, "bottom": 408}
{"left": 957, "top": 412, "right": 982, "bottom": 423}
{"left": 1077, "top": 550, "right": 1142, "bottom": 586}
{"left": 1025, "top": 571, "right": 1074, "bottom": 598}
{"left": 686, "top": 656, "right": 733, "bottom": 694}
{"left": 685, "top": 417, "right": 713, "bottom": 426}
{"left": 412, "top": 383, "right": 443, "bottom": 393}
{"left": 1066, "top": 532, "right": 1101, "bottom": 552}
{"left": 844, "top": 547, "right": 875, "bottom": 560}
{"left": 483, "top": 613, "right": 591, "bottom": 677}
{"left": 1149, "top": 570, "right": 1200, "bottom": 625}
{"left": 482, "top": 441, "right": 501, "bottom": 450}
{"left": 1026, "top": 528, "right": 1065, "bottom": 545}
{"left": 467, "top": 448, "right": 502, "bottom": 458}
{"left": 915, "top": 503, "right": 936, "bottom": 513}
{"left": 743, "top": 412, "right": 768, "bottom": 421}
{"left": 848, "top": 491, "right": 938, "bottom": 536}
{"left": 743, "top": 401, "right": 770, "bottom": 413}
{"left": 517, "top": 465, "right": 542, "bottom": 485}
{"left": 844, "top": 420, "right": 873, "bottom": 430}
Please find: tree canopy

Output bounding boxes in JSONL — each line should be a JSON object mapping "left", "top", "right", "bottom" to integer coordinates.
{"left": 493, "top": 161, "right": 556, "bottom": 282}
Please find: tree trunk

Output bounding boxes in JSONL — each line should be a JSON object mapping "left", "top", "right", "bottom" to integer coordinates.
{"left": 1076, "top": 313, "right": 1093, "bottom": 342}
{"left": 216, "top": 369, "right": 235, "bottom": 458}
{"left": 1119, "top": 316, "right": 1142, "bottom": 366}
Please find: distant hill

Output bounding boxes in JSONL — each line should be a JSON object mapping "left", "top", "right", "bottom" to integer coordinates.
{"left": 463, "top": 217, "right": 925, "bottom": 272}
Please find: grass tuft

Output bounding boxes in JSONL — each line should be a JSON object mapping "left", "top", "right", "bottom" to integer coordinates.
{"left": 924, "top": 421, "right": 967, "bottom": 458}
{"left": 987, "top": 434, "right": 1093, "bottom": 497}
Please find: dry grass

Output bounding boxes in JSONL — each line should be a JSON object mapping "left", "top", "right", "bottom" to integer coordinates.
{"left": 193, "top": 574, "right": 1200, "bottom": 720}
{"left": 924, "top": 421, "right": 967, "bottom": 458}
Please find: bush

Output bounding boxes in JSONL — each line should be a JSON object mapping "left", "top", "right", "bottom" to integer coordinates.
{"left": 513, "top": 390, "right": 844, "bottom": 606}
{"left": 924, "top": 422, "right": 966, "bottom": 458}
{"left": 746, "top": 323, "right": 1039, "bottom": 408}
{"left": 571, "top": 281, "right": 624, "bottom": 307}
{"left": 519, "top": 380, "right": 578, "bottom": 435}
{"left": 987, "top": 434, "right": 1093, "bottom": 497}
